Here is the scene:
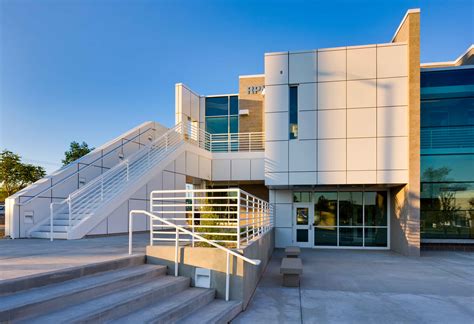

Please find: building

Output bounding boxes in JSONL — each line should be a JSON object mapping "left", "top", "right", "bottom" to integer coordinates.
{"left": 5, "top": 9, "right": 473, "bottom": 257}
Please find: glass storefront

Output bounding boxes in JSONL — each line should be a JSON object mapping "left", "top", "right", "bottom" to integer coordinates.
{"left": 293, "top": 191, "right": 388, "bottom": 248}
{"left": 420, "top": 67, "right": 474, "bottom": 240}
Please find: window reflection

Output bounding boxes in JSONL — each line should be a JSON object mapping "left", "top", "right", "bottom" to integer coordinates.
{"left": 364, "top": 192, "right": 387, "bottom": 227}
{"left": 314, "top": 192, "right": 337, "bottom": 227}
{"left": 339, "top": 192, "right": 363, "bottom": 226}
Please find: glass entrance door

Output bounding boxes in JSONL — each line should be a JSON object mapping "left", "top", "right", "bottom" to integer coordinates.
{"left": 293, "top": 203, "right": 313, "bottom": 247}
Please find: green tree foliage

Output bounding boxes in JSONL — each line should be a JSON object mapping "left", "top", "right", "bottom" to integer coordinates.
{"left": 62, "top": 141, "right": 94, "bottom": 166}
{"left": 0, "top": 150, "right": 46, "bottom": 201}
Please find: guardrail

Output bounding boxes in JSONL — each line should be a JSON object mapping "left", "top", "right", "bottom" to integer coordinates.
{"left": 149, "top": 188, "right": 272, "bottom": 249}
{"left": 18, "top": 124, "right": 159, "bottom": 208}
{"left": 129, "top": 209, "right": 261, "bottom": 301}
{"left": 209, "top": 132, "right": 265, "bottom": 152}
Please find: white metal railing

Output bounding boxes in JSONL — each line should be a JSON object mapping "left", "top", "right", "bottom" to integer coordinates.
{"left": 128, "top": 209, "right": 261, "bottom": 301}
{"left": 44, "top": 121, "right": 265, "bottom": 240}
{"left": 149, "top": 189, "right": 273, "bottom": 249}
{"left": 18, "top": 125, "right": 158, "bottom": 208}
{"left": 209, "top": 132, "right": 264, "bottom": 152}
{"left": 46, "top": 122, "right": 191, "bottom": 240}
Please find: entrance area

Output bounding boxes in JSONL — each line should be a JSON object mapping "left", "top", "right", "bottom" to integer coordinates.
{"left": 293, "top": 191, "right": 389, "bottom": 249}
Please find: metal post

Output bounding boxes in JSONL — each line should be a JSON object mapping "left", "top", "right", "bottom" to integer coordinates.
{"left": 101, "top": 176, "right": 104, "bottom": 201}
{"left": 129, "top": 211, "right": 133, "bottom": 255}
{"left": 246, "top": 193, "right": 249, "bottom": 245}
{"left": 249, "top": 133, "right": 252, "bottom": 152}
{"left": 68, "top": 195, "right": 72, "bottom": 228}
{"left": 191, "top": 191, "right": 195, "bottom": 247}
{"left": 237, "top": 190, "right": 241, "bottom": 249}
{"left": 210, "top": 134, "right": 213, "bottom": 152}
{"left": 226, "top": 250, "right": 230, "bottom": 301}
{"left": 50, "top": 203, "right": 54, "bottom": 242}
{"left": 126, "top": 161, "right": 129, "bottom": 181}
{"left": 175, "top": 228, "right": 179, "bottom": 277}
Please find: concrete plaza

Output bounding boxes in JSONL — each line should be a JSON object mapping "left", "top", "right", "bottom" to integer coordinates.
{"left": 0, "top": 234, "right": 148, "bottom": 281}
{"left": 233, "top": 249, "right": 474, "bottom": 323}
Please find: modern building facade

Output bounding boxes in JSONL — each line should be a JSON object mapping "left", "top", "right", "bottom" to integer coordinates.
{"left": 5, "top": 9, "right": 473, "bottom": 257}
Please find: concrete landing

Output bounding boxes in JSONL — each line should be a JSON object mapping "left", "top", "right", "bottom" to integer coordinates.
{"left": 0, "top": 234, "right": 149, "bottom": 282}
{"left": 233, "top": 249, "right": 474, "bottom": 323}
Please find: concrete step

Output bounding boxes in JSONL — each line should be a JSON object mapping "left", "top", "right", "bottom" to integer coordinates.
{"left": 38, "top": 225, "right": 69, "bottom": 232}
{"left": 29, "top": 231, "right": 68, "bottom": 239}
{"left": 178, "top": 299, "right": 243, "bottom": 324}
{"left": 0, "top": 264, "right": 166, "bottom": 322}
{"left": 23, "top": 276, "right": 191, "bottom": 323}
{"left": 0, "top": 254, "right": 145, "bottom": 296}
{"left": 112, "top": 287, "right": 216, "bottom": 323}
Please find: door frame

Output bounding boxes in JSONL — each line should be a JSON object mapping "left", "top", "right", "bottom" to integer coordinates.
{"left": 293, "top": 203, "right": 313, "bottom": 247}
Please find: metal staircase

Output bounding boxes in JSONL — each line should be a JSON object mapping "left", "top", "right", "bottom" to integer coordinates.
{"left": 29, "top": 122, "right": 208, "bottom": 240}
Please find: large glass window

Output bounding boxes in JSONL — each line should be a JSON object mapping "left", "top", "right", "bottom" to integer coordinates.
{"left": 289, "top": 86, "right": 298, "bottom": 139}
{"left": 205, "top": 95, "right": 239, "bottom": 152}
{"left": 307, "top": 191, "right": 388, "bottom": 248}
{"left": 421, "top": 67, "right": 474, "bottom": 240}
{"left": 339, "top": 192, "right": 363, "bottom": 226}
{"left": 205, "top": 97, "right": 229, "bottom": 116}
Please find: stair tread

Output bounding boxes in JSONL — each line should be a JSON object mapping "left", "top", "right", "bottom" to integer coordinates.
{"left": 0, "top": 264, "right": 165, "bottom": 312}
{"left": 178, "top": 299, "right": 242, "bottom": 324}
{"left": 23, "top": 276, "right": 190, "bottom": 323}
{"left": 112, "top": 287, "right": 215, "bottom": 323}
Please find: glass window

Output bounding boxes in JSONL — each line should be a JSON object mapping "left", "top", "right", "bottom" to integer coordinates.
{"left": 297, "top": 229, "right": 309, "bottom": 242}
{"left": 364, "top": 192, "right": 387, "bottom": 227}
{"left": 229, "top": 96, "right": 239, "bottom": 115}
{"left": 314, "top": 227, "right": 337, "bottom": 246}
{"left": 364, "top": 228, "right": 387, "bottom": 247}
{"left": 293, "top": 192, "right": 311, "bottom": 202}
{"left": 206, "top": 117, "right": 228, "bottom": 134}
{"left": 205, "top": 97, "right": 229, "bottom": 116}
{"left": 289, "top": 86, "right": 298, "bottom": 139}
{"left": 421, "top": 98, "right": 474, "bottom": 128}
{"left": 296, "top": 207, "right": 309, "bottom": 225}
{"left": 339, "top": 228, "right": 363, "bottom": 246}
{"left": 421, "top": 154, "right": 474, "bottom": 182}
{"left": 229, "top": 116, "right": 239, "bottom": 133}
{"left": 339, "top": 192, "right": 363, "bottom": 226}
{"left": 314, "top": 192, "right": 337, "bottom": 227}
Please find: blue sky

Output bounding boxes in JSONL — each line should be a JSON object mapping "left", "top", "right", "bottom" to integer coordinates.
{"left": 1, "top": 0, "right": 473, "bottom": 173}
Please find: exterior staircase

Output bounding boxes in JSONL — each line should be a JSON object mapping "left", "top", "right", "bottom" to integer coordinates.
{"left": 0, "top": 255, "right": 242, "bottom": 323}
{"left": 29, "top": 122, "right": 208, "bottom": 240}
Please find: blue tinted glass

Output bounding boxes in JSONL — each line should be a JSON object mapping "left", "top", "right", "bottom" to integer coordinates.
{"left": 421, "top": 68, "right": 474, "bottom": 99}
{"left": 229, "top": 116, "right": 238, "bottom": 133}
{"left": 421, "top": 154, "right": 474, "bottom": 182}
{"left": 205, "top": 97, "right": 229, "bottom": 116}
{"left": 289, "top": 86, "right": 298, "bottom": 139}
{"left": 229, "top": 96, "right": 239, "bottom": 115}
{"left": 421, "top": 98, "right": 474, "bottom": 127}
{"left": 206, "top": 117, "right": 228, "bottom": 134}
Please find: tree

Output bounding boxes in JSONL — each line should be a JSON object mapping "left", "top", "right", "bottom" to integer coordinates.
{"left": 62, "top": 141, "right": 94, "bottom": 166}
{"left": 0, "top": 150, "right": 46, "bottom": 201}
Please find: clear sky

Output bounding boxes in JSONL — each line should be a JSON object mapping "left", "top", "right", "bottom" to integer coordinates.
{"left": 1, "top": 0, "right": 473, "bottom": 173}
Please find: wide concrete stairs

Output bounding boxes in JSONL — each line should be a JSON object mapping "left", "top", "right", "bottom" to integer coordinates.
{"left": 0, "top": 255, "right": 241, "bottom": 323}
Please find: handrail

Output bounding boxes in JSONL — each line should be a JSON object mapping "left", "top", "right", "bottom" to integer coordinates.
{"left": 18, "top": 125, "right": 158, "bottom": 207}
{"left": 129, "top": 209, "right": 261, "bottom": 301}
{"left": 68, "top": 123, "right": 182, "bottom": 202}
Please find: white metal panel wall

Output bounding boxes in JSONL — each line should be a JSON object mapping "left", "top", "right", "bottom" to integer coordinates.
{"left": 264, "top": 43, "right": 409, "bottom": 186}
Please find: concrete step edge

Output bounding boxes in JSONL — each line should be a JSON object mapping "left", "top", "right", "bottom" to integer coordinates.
{"left": 0, "top": 264, "right": 167, "bottom": 322}
{"left": 112, "top": 287, "right": 216, "bottom": 324}
{"left": 0, "top": 254, "right": 146, "bottom": 296}
{"left": 24, "top": 276, "right": 191, "bottom": 324}
{"left": 178, "top": 299, "right": 243, "bottom": 324}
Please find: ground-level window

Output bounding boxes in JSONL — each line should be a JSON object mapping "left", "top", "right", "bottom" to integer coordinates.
{"left": 294, "top": 191, "right": 388, "bottom": 248}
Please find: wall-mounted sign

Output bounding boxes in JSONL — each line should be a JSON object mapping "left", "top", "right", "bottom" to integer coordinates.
{"left": 247, "top": 85, "right": 265, "bottom": 95}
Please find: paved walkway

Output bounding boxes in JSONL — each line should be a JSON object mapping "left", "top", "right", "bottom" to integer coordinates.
{"left": 233, "top": 249, "right": 474, "bottom": 324}
{"left": 0, "top": 234, "right": 149, "bottom": 281}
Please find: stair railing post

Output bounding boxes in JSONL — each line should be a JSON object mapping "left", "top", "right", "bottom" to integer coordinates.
{"left": 100, "top": 176, "right": 104, "bottom": 201}
{"left": 191, "top": 191, "right": 195, "bottom": 248}
{"left": 50, "top": 203, "right": 54, "bottom": 242}
{"left": 175, "top": 228, "right": 179, "bottom": 277}
{"left": 237, "top": 190, "right": 241, "bottom": 249}
{"left": 68, "top": 195, "right": 72, "bottom": 228}
{"left": 126, "top": 160, "right": 129, "bottom": 181}
{"left": 129, "top": 211, "right": 133, "bottom": 255}
{"left": 226, "top": 250, "right": 230, "bottom": 301}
